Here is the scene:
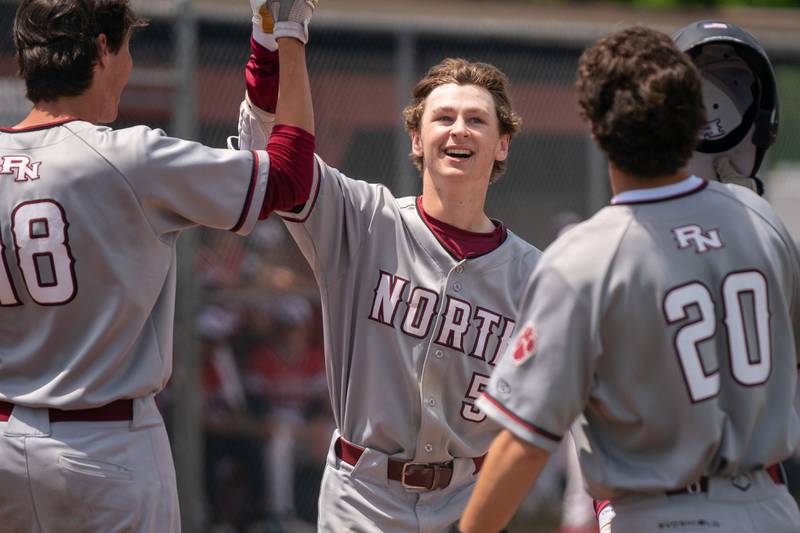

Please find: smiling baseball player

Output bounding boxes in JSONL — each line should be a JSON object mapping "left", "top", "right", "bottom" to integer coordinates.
{"left": 0, "top": 1, "right": 316, "bottom": 531}
{"left": 460, "top": 26, "right": 800, "bottom": 533}
{"left": 237, "top": 2, "right": 541, "bottom": 531}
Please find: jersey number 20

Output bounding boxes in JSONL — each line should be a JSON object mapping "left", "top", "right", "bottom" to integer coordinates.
{"left": 0, "top": 200, "right": 77, "bottom": 306}
{"left": 664, "top": 270, "right": 770, "bottom": 403}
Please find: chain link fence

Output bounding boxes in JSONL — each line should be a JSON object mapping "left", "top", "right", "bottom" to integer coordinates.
{"left": 2, "top": 1, "right": 800, "bottom": 531}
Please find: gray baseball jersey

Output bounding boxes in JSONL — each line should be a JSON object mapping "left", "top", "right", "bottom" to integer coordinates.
{"left": 275, "top": 156, "right": 541, "bottom": 530}
{"left": 0, "top": 119, "right": 268, "bottom": 408}
{"left": 479, "top": 176, "right": 800, "bottom": 502}
{"left": 0, "top": 119, "right": 268, "bottom": 533}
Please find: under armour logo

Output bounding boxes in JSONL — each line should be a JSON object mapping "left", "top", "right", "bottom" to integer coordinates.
{"left": 699, "top": 119, "right": 725, "bottom": 140}
{"left": 497, "top": 379, "right": 511, "bottom": 396}
{"left": 512, "top": 323, "right": 536, "bottom": 365}
{"left": 1, "top": 155, "right": 41, "bottom": 182}
{"left": 672, "top": 225, "right": 723, "bottom": 254}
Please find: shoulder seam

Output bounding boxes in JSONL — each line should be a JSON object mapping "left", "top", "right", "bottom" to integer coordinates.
{"left": 62, "top": 124, "right": 168, "bottom": 246}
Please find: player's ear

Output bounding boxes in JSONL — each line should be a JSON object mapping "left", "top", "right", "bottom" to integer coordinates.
{"left": 494, "top": 133, "right": 509, "bottom": 162}
{"left": 95, "top": 33, "right": 110, "bottom": 67}
{"left": 411, "top": 130, "right": 423, "bottom": 158}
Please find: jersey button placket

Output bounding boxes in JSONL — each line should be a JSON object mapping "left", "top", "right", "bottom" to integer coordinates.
{"left": 434, "top": 349, "right": 444, "bottom": 359}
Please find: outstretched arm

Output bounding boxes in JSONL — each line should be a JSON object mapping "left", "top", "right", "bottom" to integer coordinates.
{"left": 459, "top": 429, "right": 551, "bottom": 533}
{"left": 239, "top": 1, "right": 318, "bottom": 218}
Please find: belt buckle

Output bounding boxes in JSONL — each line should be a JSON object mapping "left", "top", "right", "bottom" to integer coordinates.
{"left": 401, "top": 462, "right": 433, "bottom": 492}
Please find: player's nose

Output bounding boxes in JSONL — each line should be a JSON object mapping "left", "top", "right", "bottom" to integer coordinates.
{"left": 449, "top": 115, "right": 470, "bottom": 138}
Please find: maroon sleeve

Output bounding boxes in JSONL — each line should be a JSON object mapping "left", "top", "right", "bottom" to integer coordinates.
{"left": 246, "top": 37, "right": 279, "bottom": 114}
{"left": 261, "top": 124, "right": 315, "bottom": 219}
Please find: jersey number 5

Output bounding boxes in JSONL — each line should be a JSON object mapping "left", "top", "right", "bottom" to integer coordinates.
{"left": 664, "top": 270, "right": 770, "bottom": 403}
{"left": 0, "top": 200, "right": 77, "bottom": 306}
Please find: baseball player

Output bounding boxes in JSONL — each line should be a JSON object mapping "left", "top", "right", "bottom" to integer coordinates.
{"left": 0, "top": 0, "right": 316, "bottom": 531}
{"left": 460, "top": 26, "right": 800, "bottom": 533}
{"left": 237, "top": 3, "right": 541, "bottom": 531}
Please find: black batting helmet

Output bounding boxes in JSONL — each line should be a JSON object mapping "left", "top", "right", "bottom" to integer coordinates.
{"left": 673, "top": 20, "right": 778, "bottom": 180}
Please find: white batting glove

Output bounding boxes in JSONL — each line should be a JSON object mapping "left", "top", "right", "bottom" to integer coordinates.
{"left": 250, "top": 1, "right": 278, "bottom": 51}
{"left": 238, "top": 93, "right": 275, "bottom": 151}
{"left": 266, "top": 0, "right": 319, "bottom": 44}
{"left": 713, "top": 157, "right": 764, "bottom": 196}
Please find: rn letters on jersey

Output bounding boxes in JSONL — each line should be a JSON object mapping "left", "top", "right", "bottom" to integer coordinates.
{"left": 672, "top": 224, "right": 724, "bottom": 253}
{"left": 1, "top": 155, "right": 41, "bottom": 182}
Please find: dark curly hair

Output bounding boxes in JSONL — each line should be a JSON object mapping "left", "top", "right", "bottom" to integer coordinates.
{"left": 403, "top": 58, "right": 522, "bottom": 183}
{"left": 14, "top": 0, "right": 147, "bottom": 103}
{"left": 576, "top": 26, "right": 706, "bottom": 178}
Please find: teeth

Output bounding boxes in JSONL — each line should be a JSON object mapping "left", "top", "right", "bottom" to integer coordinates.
{"left": 445, "top": 149, "right": 472, "bottom": 157}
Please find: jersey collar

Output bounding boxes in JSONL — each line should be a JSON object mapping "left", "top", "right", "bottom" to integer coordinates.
{"left": 0, "top": 118, "right": 82, "bottom": 133}
{"left": 610, "top": 175, "right": 707, "bottom": 205}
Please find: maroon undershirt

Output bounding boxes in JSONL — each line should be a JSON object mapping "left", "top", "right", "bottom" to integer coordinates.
{"left": 416, "top": 197, "right": 507, "bottom": 260}
{"left": 261, "top": 125, "right": 315, "bottom": 218}
{"left": 246, "top": 37, "right": 279, "bottom": 113}
{"left": 250, "top": 37, "right": 505, "bottom": 258}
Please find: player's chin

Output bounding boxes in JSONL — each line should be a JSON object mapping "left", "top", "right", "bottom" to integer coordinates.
{"left": 439, "top": 156, "right": 475, "bottom": 173}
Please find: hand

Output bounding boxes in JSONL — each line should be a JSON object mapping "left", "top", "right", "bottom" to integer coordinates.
{"left": 713, "top": 157, "right": 764, "bottom": 196}
{"left": 249, "top": 1, "right": 277, "bottom": 51}
{"left": 266, "top": 0, "right": 319, "bottom": 44}
{"left": 250, "top": 0, "right": 274, "bottom": 33}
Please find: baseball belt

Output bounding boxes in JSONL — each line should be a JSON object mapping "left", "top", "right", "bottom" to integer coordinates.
{"left": 664, "top": 463, "right": 785, "bottom": 496}
{"left": 593, "top": 464, "right": 787, "bottom": 517}
{"left": 0, "top": 399, "right": 134, "bottom": 423}
{"left": 334, "top": 437, "right": 485, "bottom": 491}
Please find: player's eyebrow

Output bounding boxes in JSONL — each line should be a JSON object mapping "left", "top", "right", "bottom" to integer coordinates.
{"left": 430, "top": 105, "right": 491, "bottom": 116}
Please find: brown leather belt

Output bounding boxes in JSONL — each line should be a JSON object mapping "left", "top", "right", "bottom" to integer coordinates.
{"left": 665, "top": 464, "right": 785, "bottom": 496}
{"left": 334, "top": 437, "right": 485, "bottom": 491}
{"left": 0, "top": 399, "right": 134, "bottom": 423}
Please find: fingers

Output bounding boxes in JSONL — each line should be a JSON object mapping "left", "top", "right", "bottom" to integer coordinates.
{"left": 250, "top": 1, "right": 278, "bottom": 51}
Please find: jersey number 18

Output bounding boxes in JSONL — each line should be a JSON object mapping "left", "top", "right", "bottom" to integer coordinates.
{"left": 0, "top": 199, "right": 77, "bottom": 306}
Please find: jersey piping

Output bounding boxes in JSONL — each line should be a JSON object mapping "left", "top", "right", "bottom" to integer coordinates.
{"left": 611, "top": 176, "right": 708, "bottom": 205}
{"left": 0, "top": 118, "right": 80, "bottom": 133}
{"left": 277, "top": 156, "right": 321, "bottom": 223}
{"left": 480, "top": 391, "right": 562, "bottom": 443}
{"left": 231, "top": 149, "right": 260, "bottom": 232}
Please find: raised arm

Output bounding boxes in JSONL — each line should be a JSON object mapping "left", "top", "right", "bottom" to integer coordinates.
{"left": 240, "top": 0, "right": 318, "bottom": 218}
{"left": 275, "top": 37, "right": 313, "bottom": 135}
{"left": 242, "top": 0, "right": 315, "bottom": 142}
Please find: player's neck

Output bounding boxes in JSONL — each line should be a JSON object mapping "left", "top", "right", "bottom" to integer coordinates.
{"left": 16, "top": 92, "right": 109, "bottom": 129}
{"left": 420, "top": 176, "right": 494, "bottom": 233}
{"left": 609, "top": 163, "right": 690, "bottom": 196}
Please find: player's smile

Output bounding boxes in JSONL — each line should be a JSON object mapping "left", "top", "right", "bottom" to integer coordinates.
{"left": 443, "top": 146, "right": 474, "bottom": 161}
